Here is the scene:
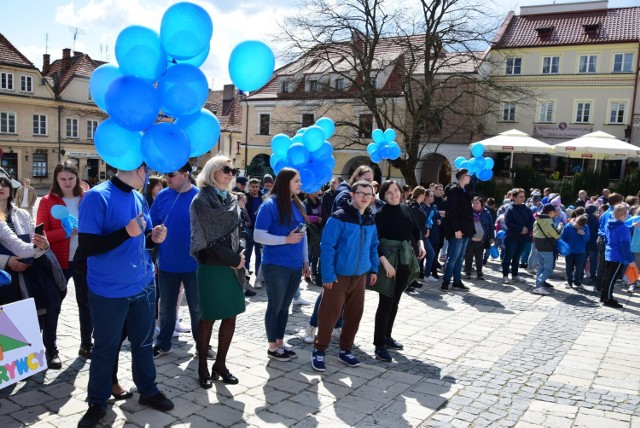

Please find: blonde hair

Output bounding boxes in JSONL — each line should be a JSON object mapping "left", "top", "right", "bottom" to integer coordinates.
{"left": 196, "top": 155, "right": 232, "bottom": 190}
{"left": 614, "top": 203, "right": 629, "bottom": 219}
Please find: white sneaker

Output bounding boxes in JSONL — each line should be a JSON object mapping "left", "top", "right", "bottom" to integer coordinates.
{"left": 253, "top": 280, "right": 262, "bottom": 289}
{"left": 424, "top": 276, "right": 439, "bottom": 283}
{"left": 502, "top": 276, "right": 511, "bottom": 284}
{"left": 154, "top": 325, "right": 160, "bottom": 335}
{"left": 533, "top": 287, "right": 550, "bottom": 295}
{"left": 304, "top": 326, "right": 316, "bottom": 344}
{"left": 512, "top": 276, "right": 525, "bottom": 283}
{"left": 332, "top": 327, "right": 342, "bottom": 338}
{"left": 174, "top": 319, "right": 191, "bottom": 333}
{"left": 292, "top": 296, "right": 312, "bottom": 305}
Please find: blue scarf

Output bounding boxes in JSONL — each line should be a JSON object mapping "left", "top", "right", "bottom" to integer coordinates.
{"left": 214, "top": 188, "right": 228, "bottom": 200}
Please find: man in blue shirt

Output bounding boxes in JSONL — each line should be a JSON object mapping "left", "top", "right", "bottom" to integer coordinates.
{"left": 77, "top": 164, "right": 173, "bottom": 427}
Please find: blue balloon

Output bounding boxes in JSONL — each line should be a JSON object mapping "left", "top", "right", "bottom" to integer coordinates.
{"left": 299, "top": 168, "right": 317, "bottom": 191}
{"left": 310, "top": 141, "right": 333, "bottom": 161}
{"left": 383, "top": 128, "right": 396, "bottom": 143}
{"left": 287, "top": 143, "right": 310, "bottom": 168}
{"left": 94, "top": 119, "right": 143, "bottom": 170}
{"left": 460, "top": 160, "right": 472, "bottom": 170}
{"left": 292, "top": 134, "right": 304, "bottom": 144}
{"left": 471, "top": 143, "right": 485, "bottom": 157}
{"left": 270, "top": 153, "right": 285, "bottom": 169}
{"left": 315, "top": 117, "right": 335, "bottom": 139}
{"left": 273, "top": 158, "right": 289, "bottom": 175}
{"left": 496, "top": 230, "right": 505, "bottom": 239}
{"left": 372, "top": 129, "right": 384, "bottom": 144}
{"left": 115, "top": 26, "right": 166, "bottom": 82}
{"left": 271, "top": 134, "right": 292, "bottom": 157}
{"left": 389, "top": 145, "right": 401, "bottom": 160}
{"left": 303, "top": 126, "right": 325, "bottom": 152}
{"left": 381, "top": 146, "right": 392, "bottom": 159}
{"left": 141, "top": 122, "right": 190, "bottom": 173}
{"left": 105, "top": 76, "right": 160, "bottom": 131}
{"left": 454, "top": 156, "right": 466, "bottom": 168}
{"left": 625, "top": 215, "right": 640, "bottom": 226}
{"left": 326, "top": 156, "right": 336, "bottom": 171}
{"left": 557, "top": 240, "right": 571, "bottom": 257}
{"left": 167, "top": 43, "right": 210, "bottom": 68}
{"left": 370, "top": 150, "right": 383, "bottom": 163}
{"left": 229, "top": 41, "right": 275, "bottom": 92}
{"left": 296, "top": 128, "right": 307, "bottom": 135}
{"left": 158, "top": 64, "right": 208, "bottom": 118}
{"left": 161, "top": 2, "right": 213, "bottom": 60}
{"left": 475, "top": 156, "right": 486, "bottom": 169}
{"left": 174, "top": 109, "right": 220, "bottom": 157}
{"left": 51, "top": 205, "right": 69, "bottom": 220}
{"left": 478, "top": 169, "right": 493, "bottom": 181}
{"left": 484, "top": 157, "right": 494, "bottom": 170}
{"left": 490, "top": 245, "right": 499, "bottom": 259}
{"left": 367, "top": 143, "right": 377, "bottom": 155}
{"left": 89, "top": 64, "right": 123, "bottom": 112}
{"left": 0, "top": 270, "right": 10, "bottom": 286}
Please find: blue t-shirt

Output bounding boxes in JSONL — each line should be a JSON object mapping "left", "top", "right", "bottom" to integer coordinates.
{"left": 150, "top": 186, "right": 199, "bottom": 273}
{"left": 255, "top": 197, "right": 305, "bottom": 270}
{"left": 79, "top": 180, "right": 154, "bottom": 298}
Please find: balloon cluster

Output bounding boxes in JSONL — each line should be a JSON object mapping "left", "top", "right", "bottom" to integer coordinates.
{"left": 366, "top": 129, "right": 401, "bottom": 163}
{"left": 454, "top": 143, "right": 494, "bottom": 181}
{"left": 89, "top": 2, "right": 220, "bottom": 173}
{"left": 51, "top": 205, "right": 78, "bottom": 238}
{"left": 270, "top": 117, "right": 336, "bottom": 193}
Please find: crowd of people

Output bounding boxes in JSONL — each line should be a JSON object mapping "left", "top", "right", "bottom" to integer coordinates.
{"left": 0, "top": 159, "right": 637, "bottom": 427}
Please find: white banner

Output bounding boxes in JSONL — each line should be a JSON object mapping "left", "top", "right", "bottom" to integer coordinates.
{"left": 0, "top": 298, "right": 47, "bottom": 389}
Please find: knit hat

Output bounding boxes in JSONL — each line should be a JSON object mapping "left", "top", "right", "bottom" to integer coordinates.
{"left": 235, "top": 176, "right": 248, "bottom": 185}
{"left": 542, "top": 204, "right": 556, "bottom": 214}
{"left": 262, "top": 174, "right": 274, "bottom": 183}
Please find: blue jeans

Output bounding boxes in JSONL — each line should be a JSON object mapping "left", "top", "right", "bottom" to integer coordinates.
{"left": 537, "top": 251, "right": 554, "bottom": 286}
{"left": 528, "top": 246, "right": 539, "bottom": 271}
{"left": 565, "top": 253, "right": 586, "bottom": 286}
{"left": 88, "top": 283, "right": 158, "bottom": 409}
{"left": 263, "top": 264, "right": 301, "bottom": 342}
{"left": 502, "top": 235, "right": 529, "bottom": 277}
{"left": 244, "top": 228, "right": 261, "bottom": 273}
{"left": 443, "top": 237, "right": 470, "bottom": 283}
{"left": 156, "top": 270, "right": 200, "bottom": 351}
{"left": 520, "top": 241, "right": 532, "bottom": 264}
{"left": 587, "top": 249, "right": 598, "bottom": 280}
{"left": 423, "top": 237, "right": 436, "bottom": 278}
{"left": 310, "top": 292, "right": 343, "bottom": 328}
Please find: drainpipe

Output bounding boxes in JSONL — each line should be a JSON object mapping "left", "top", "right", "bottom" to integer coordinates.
{"left": 57, "top": 105, "right": 62, "bottom": 162}
{"left": 244, "top": 98, "right": 249, "bottom": 173}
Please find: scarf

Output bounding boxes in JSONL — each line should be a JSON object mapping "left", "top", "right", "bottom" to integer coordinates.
{"left": 190, "top": 186, "right": 241, "bottom": 258}
{"left": 473, "top": 209, "right": 481, "bottom": 223}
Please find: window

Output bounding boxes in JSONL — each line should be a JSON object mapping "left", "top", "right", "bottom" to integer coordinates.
{"left": 20, "top": 75, "right": 33, "bottom": 93}
{"left": 501, "top": 103, "right": 516, "bottom": 122}
{"left": 308, "top": 79, "right": 318, "bottom": 92}
{"left": 578, "top": 55, "right": 597, "bottom": 73}
{"left": 0, "top": 112, "right": 16, "bottom": 133}
{"left": 258, "top": 113, "right": 270, "bottom": 135}
{"left": 335, "top": 78, "right": 344, "bottom": 91}
{"left": 505, "top": 57, "right": 522, "bottom": 75}
{"left": 575, "top": 102, "right": 592, "bottom": 123}
{"left": 87, "top": 87, "right": 93, "bottom": 101}
{"left": 301, "top": 113, "right": 315, "bottom": 128}
{"left": 32, "top": 153, "right": 48, "bottom": 178}
{"left": 33, "top": 115, "right": 47, "bottom": 135}
{"left": 66, "top": 118, "right": 79, "bottom": 138}
{"left": 609, "top": 102, "right": 626, "bottom": 124}
{"left": 281, "top": 81, "right": 289, "bottom": 93}
{"left": 1, "top": 72, "right": 13, "bottom": 90}
{"left": 358, "top": 113, "right": 373, "bottom": 138}
{"left": 538, "top": 102, "right": 554, "bottom": 123}
{"left": 87, "top": 120, "right": 98, "bottom": 139}
{"left": 613, "top": 53, "right": 633, "bottom": 73}
{"left": 542, "top": 56, "right": 559, "bottom": 74}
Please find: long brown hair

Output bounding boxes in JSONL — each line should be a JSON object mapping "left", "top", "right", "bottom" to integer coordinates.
{"left": 269, "top": 167, "right": 308, "bottom": 226}
{"left": 50, "top": 160, "right": 83, "bottom": 197}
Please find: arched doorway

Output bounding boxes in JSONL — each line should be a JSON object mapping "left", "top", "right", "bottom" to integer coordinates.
{"left": 247, "top": 154, "right": 273, "bottom": 179}
{"left": 342, "top": 156, "right": 383, "bottom": 183}
{"left": 419, "top": 154, "right": 451, "bottom": 185}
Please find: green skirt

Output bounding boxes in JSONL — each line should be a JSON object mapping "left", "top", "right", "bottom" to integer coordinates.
{"left": 197, "top": 264, "right": 246, "bottom": 321}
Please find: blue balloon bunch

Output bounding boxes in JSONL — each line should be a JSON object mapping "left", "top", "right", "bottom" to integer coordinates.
{"left": 270, "top": 117, "right": 336, "bottom": 193}
{"left": 454, "top": 143, "right": 494, "bottom": 182}
{"left": 89, "top": 2, "right": 220, "bottom": 173}
{"left": 366, "top": 128, "right": 401, "bottom": 163}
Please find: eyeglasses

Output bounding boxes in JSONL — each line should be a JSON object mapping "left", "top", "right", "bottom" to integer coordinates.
{"left": 223, "top": 166, "right": 238, "bottom": 176}
{"left": 355, "top": 192, "right": 375, "bottom": 199}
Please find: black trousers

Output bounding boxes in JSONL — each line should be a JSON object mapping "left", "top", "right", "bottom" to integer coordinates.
{"left": 595, "top": 237, "right": 606, "bottom": 291}
{"left": 464, "top": 240, "right": 484, "bottom": 275}
{"left": 373, "top": 264, "right": 409, "bottom": 347}
{"left": 601, "top": 261, "right": 624, "bottom": 303}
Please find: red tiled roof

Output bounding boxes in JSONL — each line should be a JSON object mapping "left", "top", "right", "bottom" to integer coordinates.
{"left": 0, "top": 33, "right": 36, "bottom": 69}
{"left": 494, "top": 7, "right": 640, "bottom": 48}
{"left": 204, "top": 89, "right": 243, "bottom": 133}
{"left": 45, "top": 51, "right": 103, "bottom": 93}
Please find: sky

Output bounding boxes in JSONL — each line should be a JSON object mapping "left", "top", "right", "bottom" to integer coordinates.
{"left": 2, "top": 0, "right": 640, "bottom": 90}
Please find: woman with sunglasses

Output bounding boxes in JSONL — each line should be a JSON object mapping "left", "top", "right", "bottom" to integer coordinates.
{"left": 190, "top": 156, "right": 245, "bottom": 387}
{"left": 254, "top": 167, "right": 310, "bottom": 361}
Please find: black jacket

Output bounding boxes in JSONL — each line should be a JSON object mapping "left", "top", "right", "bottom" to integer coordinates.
{"left": 443, "top": 183, "right": 474, "bottom": 239}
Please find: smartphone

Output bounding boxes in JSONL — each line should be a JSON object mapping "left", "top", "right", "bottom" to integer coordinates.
{"left": 34, "top": 223, "right": 44, "bottom": 248}
{"left": 295, "top": 223, "right": 306, "bottom": 233}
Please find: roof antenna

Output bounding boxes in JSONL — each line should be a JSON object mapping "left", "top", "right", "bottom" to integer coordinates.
{"left": 68, "top": 26, "right": 85, "bottom": 50}
{"left": 45, "top": 33, "right": 49, "bottom": 54}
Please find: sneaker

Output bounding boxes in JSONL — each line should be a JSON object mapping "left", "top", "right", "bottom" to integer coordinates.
{"left": 374, "top": 346, "right": 392, "bottom": 362}
{"left": 292, "top": 296, "right": 312, "bottom": 305}
{"left": 338, "top": 350, "right": 360, "bottom": 367}
{"left": 576, "top": 284, "right": 586, "bottom": 291}
{"left": 452, "top": 281, "right": 470, "bottom": 291}
{"left": 78, "top": 343, "right": 93, "bottom": 359}
{"left": 603, "top": 300, "right": 623, "bottom": 309}
{"left": 139, "top": 391, "right": 174, "bottom": 411}
{"left": 280, "top": 345, "right": 297, "bottom": 359}
{"left": 311, "top": 349, "right": 326, "bottom": 372}
{"left": 565, "top": 283, "right": 573, "bottom": 289}
{"left": 464, "top": 272, "right": 472, "bottom": 280}
{"left": 244, "top": 289, "right": 257, "bottom": 297}
{"left": 154, "top": 325, "right": 160, "bottom": 335}
{"left": 424, "top": 276, "right": 439, "bottom": 283}
{"left": 626, "top": 286, "right": 635, "bottom": 294}
{"left": 175, "top": 319, "right": 191, "bottom": 333}
{"left": 502, "top": 276, "right": 511, "bottom": 284}
{"left": 267, "top": 347, "right": 291, "bottom": 361}
{"left": 78, "top": 404, "right": 106, "bottom": 428}
{"left": 476, "top": 274, "right": 485, "bottom": 281}
{"left": 512, "top": 276, "right": 525, "bottom": 283}
{"left": 304, "top": 276, "right": 312, "bottom": 283}
{"left": 440, "top": 281, "right": 450, "bottom": 292}
{"left": 332, "top": 327, "right": 342, "bottom": 339}
{"left": 46, "top": 350, "right": 62, "bottom": 370}
{"left": 533, "top": 287, "right": 550, "bottom": 295}
{"left": 253, "top": 280, "right": 263, "bottom": 289}
{"left": 304, "top": 326, "right": 317, "bottom": 344}
{"left": 384, "top": 337, "right": 403, "bottom": 350}
{"left": 153, "top": 346, "right": 172, "bottom": 359}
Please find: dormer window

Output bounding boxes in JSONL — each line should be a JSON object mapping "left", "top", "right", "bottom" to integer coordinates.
{"left": 281, "top": 81, "right": 289, "bottom": 93}
{"left": 536, "top": 27, "right": 553, "bottom": 40}
{"left": 583, "top": 23, "right": 600, "bottom": 37}
{"left": 308, "top": 79, "right": 318, "bottom": 92}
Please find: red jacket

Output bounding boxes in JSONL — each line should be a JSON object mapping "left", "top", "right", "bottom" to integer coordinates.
{"left": 36, "top": 192, "right": 82, "bottom": 270}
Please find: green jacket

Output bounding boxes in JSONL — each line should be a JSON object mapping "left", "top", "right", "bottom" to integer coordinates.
{"left": 369, "top": 238, "right": 419, "bottom": 297}
{"left": 533, "top": 215, "right": 561, "bottom": 252}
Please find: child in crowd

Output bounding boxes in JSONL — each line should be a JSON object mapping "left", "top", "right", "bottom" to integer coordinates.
{"left": 532, "top": 204, "right": 562, "bottom": 295}
{"left": 464, "top": 197, "right": 495, "bottom": 280}
{"left": 561, "top": 214, "right": 589, "bottom": 290}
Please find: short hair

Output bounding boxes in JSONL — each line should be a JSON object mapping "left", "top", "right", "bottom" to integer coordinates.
{"left": 486, "top": 197, "right": 496, "bottom": 207}
{"left": 575, "top": 214, "right": 588, "bottom": 228}
{"left": 608, "top": 193, "right": 624, "bottom": 206}
{"left": 435, "top": 183, "right": 443, "bottom": 190}
{"left": 512, "top": 188, "right": 526, "bottom": 198}
{"left": 455, "top": 168, "right": 469, "bottom": 180}
{"left": 472, "top": 196, "right": 484, "bottom": 206}
{"left": 234, "top": 191, "right": 247, "bottom": 201}
{"left": 333, "top": 176, "right": 345, "bottom": 183}
{"left": 614, "top": 203, "right": 629, "bottom": 218}
{"left": 600, "top": 204, "right": 609, "bottom": 212}
{"left": 402, "top": 184, "right": 412, "bottom": 192}
{"left": 349, "top": 165, "right": 373, "bottom": 185}
{"left": 411, "top": 186, "right": 427, "bottom": 200}
{"left": 570, "top": 206, "right": 585, "bottom": 219}
{"left": 351, "top": 180, "right": 373, "bottom": 193}
{"left": 196, "top": 155, "right": 232, "bottom": 190}
{"left": 249, "top": 178, "right": 261, "bottom": 185}
{"left": 625, "top": 195, "right": 638, "bottom": 206}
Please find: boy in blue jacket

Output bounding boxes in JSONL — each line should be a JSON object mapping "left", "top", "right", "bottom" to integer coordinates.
{"left": 312, "top": 181, "right": 379, "bottom": 372}
{"left": 561, "top": 214, "right": 589, "bottom": 290}
{"left": 602, "top": 204, "right": 638, "bottom": 308}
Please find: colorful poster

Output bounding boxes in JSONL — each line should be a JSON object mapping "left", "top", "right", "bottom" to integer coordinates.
{"left": 0, "top": 298, "right": 47, "bottom": 389}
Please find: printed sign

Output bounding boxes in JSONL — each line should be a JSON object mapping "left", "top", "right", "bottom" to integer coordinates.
{"left": 0, "top": 298, "right": 47, "bottom": 389}
{"left": 533, "top": 123, "right": 592, "bottom": 139}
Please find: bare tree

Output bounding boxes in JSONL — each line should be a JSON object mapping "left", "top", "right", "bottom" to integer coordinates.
{"left": 277, "top": 0, "right": 533, "bottom": 186}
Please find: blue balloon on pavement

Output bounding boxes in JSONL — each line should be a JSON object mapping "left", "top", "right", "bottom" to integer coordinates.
{"left": 105, "top": 76, "right": 160, "bottom": 131}
{"left": 141, "top": 122, "right": 190, "bottom": 173}
{"left": 229, "top": 41, "right": 275, "bottom": 92}
{"left": 174, "top": 109, "right": 220, "bottom": 157}
{"left": 161, "top": 2, "right": 213, "bottom": 60}
{"left": 115, "top": 26, "right": 166, "bottom": 82}
{"left": 94, "top": 119, "right": 144, "bottom": 170}
{"left": 89, "top": 64, "right": 123, "bottom": 112}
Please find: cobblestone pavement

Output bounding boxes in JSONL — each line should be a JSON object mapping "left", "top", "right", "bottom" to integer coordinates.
{"left": 1, "top": 255, "right": 639, "bottom": 427}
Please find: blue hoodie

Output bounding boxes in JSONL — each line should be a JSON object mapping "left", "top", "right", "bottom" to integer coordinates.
{"left": 605, "top": 218, "right": 634, "bottom": 263}
{"left": 561, "top": 222, "right": 589, "bottom": 254}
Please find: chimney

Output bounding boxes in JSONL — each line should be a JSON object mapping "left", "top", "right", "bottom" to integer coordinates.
{"left": 62, "top": 48, "right": 71, "bottom": 71}
{"left": 74, "top": 51, "right": 83, "bottom": 57}
{"left": 223, "top": 84, "right": 235, "bottom": 101}
{"left": 43, "top": 54, "right": 50, "bottom": 75}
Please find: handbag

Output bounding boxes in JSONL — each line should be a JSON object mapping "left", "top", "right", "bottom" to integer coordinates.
{"left": 624, "top": 264, "right": 639, "bottom": 284}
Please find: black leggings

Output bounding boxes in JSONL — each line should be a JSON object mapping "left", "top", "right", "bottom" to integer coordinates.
{"left": 373, "top": 264, "right": 409, "bottom": 347}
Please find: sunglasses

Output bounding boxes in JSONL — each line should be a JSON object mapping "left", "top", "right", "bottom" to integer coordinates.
{"left": 166, "top": 172, "right": 183, "bottom": 178}
{"left": 223, "top": 166, "right": 238, "bottom": 176}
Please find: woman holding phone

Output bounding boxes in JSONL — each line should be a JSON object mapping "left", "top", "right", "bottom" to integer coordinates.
{"left": 254, "top": 167, "right": 310, "bottom": 362}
